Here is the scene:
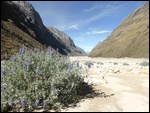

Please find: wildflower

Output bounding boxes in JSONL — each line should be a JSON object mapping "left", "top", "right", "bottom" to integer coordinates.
{"left": 68, "top": 63, "right": 72, "bottom": 70}
{"left": 87, "top": 62, "right": 91, "bottom": 68}
{"left": 51, "top": 50, "right": 55, "bottom": 56}
{"left": 34, "top": 48, "right": 37, "bottom": 53}
{"left": 19, "top": 45, "right": 25, "bottom": 54}
{"left": 9, "top": 70, "right": 13, "bottom": 75}
{"left": 46, "top": 47, "right": 51, "bottom": 55}
{"left": 1, "top": 69, "right": 6, "bottom": 76}
{"left": 28, "top": 58, "right": 32, "bottom": 63}
{"left": 56, "top": 48, "right": 59, "bottom": 52}
{"left": 1, "top": 84, "right": 7, "bottom": 91}
{"left": 23, "top": 63, "right": 27, "bottom": 70}
{"left": 12, "top": 56, "right": 16, "bottom": 62}
{"left": 50, "top": 84, "right": 54, "bottom": 91}
{"left": 43, "top": 100, "right": 47, "bottom": 107}
{"left": 20, "top": 54, "right": 24, "bottom": 60}
{"left": 20, "top": 99, "right": 28, "bottom": 107}
{"left": 33, "top": 99, "right": 39, "bottom": 108}
{"left": 35, "top": 69, "right": 40, "bottom": 75}
{"left": 75, "top": 61, "right": 79, "bottom": 68}
{"left": 66, "top": 53, "right": 70, "bottom": 60}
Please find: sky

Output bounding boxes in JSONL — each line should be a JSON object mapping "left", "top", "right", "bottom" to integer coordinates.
{"left": 28, "top": 1, "right": 145, "bottom": 52}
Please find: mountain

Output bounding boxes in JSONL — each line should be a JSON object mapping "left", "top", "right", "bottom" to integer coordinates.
{"left": 47, "top": 26, "right": 87, "bottom": 56}
{"left": 89, "top": 1, "right": 149, "bottom": 58}
{"left": 1, "top": 1, "right": 84, "bottom": 60}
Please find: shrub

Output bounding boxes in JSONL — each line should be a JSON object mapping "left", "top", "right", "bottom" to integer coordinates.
{"left": 113, "top": 62, "right": 118, "bottom": 65}
{"left": 97, "top": 62, "right": 103, "bottom": 65}
{"left": 123, "top": 63, "right": 129, "bottom": 66}
{"left": 139, "top": 61, "right": 149, "bottom": 67}
{"left": 1, "top": 46, "right": 87, "bottom": 112}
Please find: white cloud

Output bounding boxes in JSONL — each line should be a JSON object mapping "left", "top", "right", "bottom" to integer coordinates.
{"left": 59, "top": 24, "right": 80, "bottom": 31}
{"left": 67, "top": 25, "right": 79, "bottom": 30}
{"left": 82, "top": 4, "right": 122, "bottom": 25}
{"left": 86, "top": 30, "right": 111, "bottom": 35}
{"left": 83, "top": 4, "right": 103, "bottom": 12}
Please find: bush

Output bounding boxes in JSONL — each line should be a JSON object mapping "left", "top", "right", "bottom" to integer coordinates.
{"left": 139, "top": 61, "right": 149, "bottom": 67}
{"left": 123, "top": 63, "right": 129, "bottom": 66}
{"left": 113, "top": 62, "right": 118, "bottom": 65}
{"left": 1, "top": 46, "right": 87, "bottom": 112}
{"left": 97, "top": 62, "right": 103, "bottom": 65}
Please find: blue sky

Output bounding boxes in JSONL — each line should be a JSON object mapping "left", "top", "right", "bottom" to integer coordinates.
{"left": 28, "top": 1, "right": 145, "bottom": 52}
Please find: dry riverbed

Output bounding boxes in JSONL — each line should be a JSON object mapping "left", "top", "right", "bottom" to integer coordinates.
{"left": 60, "top": 56, "right": 149, "bottom": 112}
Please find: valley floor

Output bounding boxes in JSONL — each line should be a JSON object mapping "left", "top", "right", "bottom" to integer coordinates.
{"left": 59, "top": 56, "right": 149, "bottom": 112}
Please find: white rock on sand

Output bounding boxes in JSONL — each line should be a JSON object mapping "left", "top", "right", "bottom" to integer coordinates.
{"left": 61, "top": 56, "right": 149, "bottom": 112}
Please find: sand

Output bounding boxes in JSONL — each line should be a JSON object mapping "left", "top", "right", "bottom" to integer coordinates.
{"left": 60, "top": 56, "right": 149, "bottom": 112}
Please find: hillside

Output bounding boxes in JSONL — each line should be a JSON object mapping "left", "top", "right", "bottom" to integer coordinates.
{"left": 1, "top": 1, "right": 85, "bottom": 60}
{"left": 89, "top": 1, "right": 149, "bottom": 58}
{"left": 47, "top": 26, "right": 87, "bottom": 56}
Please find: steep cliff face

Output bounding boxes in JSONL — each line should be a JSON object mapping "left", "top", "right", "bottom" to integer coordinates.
{"left": 47, "top": 26, "right": 87, "bottom": 56}
{"left": 1, "top": 1, "right": 84, "bottom": 60}
{"left": 89, "top": 1, "right": 149, "bottom": 58}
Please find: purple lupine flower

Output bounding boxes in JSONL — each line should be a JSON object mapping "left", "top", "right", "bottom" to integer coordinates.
{"left": 20, "top": 46, "right": 26, "bottom": 54}
{"left": 66, "top": 53, "right": 70, "bottom": 60}
{"left": 56, "top": 48, "right": 59, "bottom": 52}
{"left": 75, "top": 61, "right": 79, "bottom": 68}
{"left": 12, "top": 56, "right": 17, "bottom": 62}
{"left": 1, "top": 85, "right": 7, "bottom": 91}
{"left": 9, "top": 70, "right": 13, "bottom": 75}
{"left": 46, "top": 47, "right": 51, "bottom": 55}
{"left": 43, "top": 100, "right": 47, "bottom": 107}
{"left": 1, "top": 69, "right": 6, "bottom": 76}
{"left": 20, "top": 54, "right": 24, "bottom": 60}
{"left": 33, "top": 99, "right": 39, "bottom": 108}
{"left": 50, "top": 84, "right": 54, "bottom": 91}
{"left": 87, "top": 62, "right": 91, "bottom": 68}
{"left": 35, "top": 69, "right": 40, "bottom": 75}
{"left": 23, "top": 63, "right": 27, "bottom": 70}
{"left": 20, "top": 99, "right": 28, "bottom": 107}
{"left": 68, "top": 64, "right": 72, "bottom": 70}
{"left": 51, "top": 50, "right": 55, "bottom": 56}
{"left": 34, "top": 48, "right": 37, "bottom": 53}
{"left": 19, "top": 47, "right": 22, "bottom": 54}
{"left": 28, "top": 58, "right": 32, "bottom": 63}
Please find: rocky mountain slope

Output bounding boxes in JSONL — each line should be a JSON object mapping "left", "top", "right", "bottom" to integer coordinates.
{"left": 1, "top": 1, "right": 85, "bottom": 60}
{"left": 47, "top": 26, "right": 87, "bottom": 56}
{"left": 89, "top": 1, "right": 149, "bottom": 58}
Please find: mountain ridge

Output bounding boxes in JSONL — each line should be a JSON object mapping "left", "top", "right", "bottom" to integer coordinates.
{"left": 89, "top": 1, "right": 149, "bottom": 58}
{"left": 1, "top": 1, "right": 85, "bottom": 60}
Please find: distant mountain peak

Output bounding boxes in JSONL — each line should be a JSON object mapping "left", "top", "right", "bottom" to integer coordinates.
{"left": 12, "top": 1, "right": 35, "bottom": 24}
{"left": 47, "top": 26, "right": 87, "bottom": 56}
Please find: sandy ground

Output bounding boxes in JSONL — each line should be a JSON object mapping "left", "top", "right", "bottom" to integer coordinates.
{"left": 59, "top": 56, "right": 149, "bottom": 112}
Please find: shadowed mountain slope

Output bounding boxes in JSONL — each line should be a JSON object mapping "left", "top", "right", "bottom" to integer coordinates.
{"left": 1, "top": 1, "right": 85, "bottom": 60}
